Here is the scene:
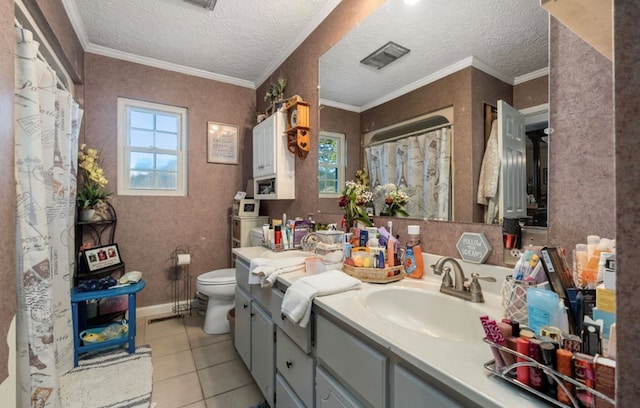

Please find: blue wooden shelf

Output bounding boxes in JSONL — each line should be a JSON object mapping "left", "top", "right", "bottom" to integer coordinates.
{"left": 71, "top": 280, "right": 146, "bottom": 366}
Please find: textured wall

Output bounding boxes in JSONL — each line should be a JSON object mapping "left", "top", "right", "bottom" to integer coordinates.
{"left": 614, "top": 1, "right": 640, "bottom": 405}
{"left": 0, "top": 0, "right": 16, "bottom": 385}
{"left": 83, "top": 54, "right": 255, "bottom": 307}
{"left": 513, "top": 75, "right": 549, "bottom": 110}
{"left": 548, "top": 18, "right": 615, "bottom": 255}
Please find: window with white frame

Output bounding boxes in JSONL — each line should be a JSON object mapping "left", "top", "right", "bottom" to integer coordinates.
{"left": 318, "top": 131, "right": 346, "bottom": 197}
{"left": 117, "top": 98, "right": 188, "bottom": 196}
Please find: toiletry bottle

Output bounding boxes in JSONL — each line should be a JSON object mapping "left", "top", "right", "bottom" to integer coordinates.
{"left": 274, "top": 225, "right": 282, "bottom": 250}
{"left": 403, "top": 225, "right": 424, "bottom": 279}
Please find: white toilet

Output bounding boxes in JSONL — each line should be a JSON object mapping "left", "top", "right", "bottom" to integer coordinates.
{"left": 196, "top": 268, "right": 236, "bottom": 334}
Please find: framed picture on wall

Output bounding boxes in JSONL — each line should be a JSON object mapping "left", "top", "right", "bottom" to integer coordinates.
{"left": 207, "top": 121, "right": 239, "bottom": 164}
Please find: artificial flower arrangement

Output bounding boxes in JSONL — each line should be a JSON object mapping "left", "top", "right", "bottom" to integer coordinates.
{"left": 77, "top": 144, "right": 112, "bottom": 210}
{"left": 338, "top": 170, "right": 373, "bottom": 228}
{"left": 264, "top": 75, "right": 288, "bottom": 104}
{"left": 375, "top": 183, "right": 410, "bottom": 217}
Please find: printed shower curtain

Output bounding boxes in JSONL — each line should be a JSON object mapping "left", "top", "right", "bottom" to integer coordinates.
{"left": 364, "top": 127, "right": 452, "bottom": 220}
{"left": 14, "top": 26, "right": 81, "bottom": 407}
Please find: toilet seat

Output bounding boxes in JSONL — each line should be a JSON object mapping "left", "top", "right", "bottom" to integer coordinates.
{"left": 197, "top": 268, "right": 236, "bottom": 285}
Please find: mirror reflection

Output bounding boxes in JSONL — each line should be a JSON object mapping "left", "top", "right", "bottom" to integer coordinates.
{"left": 318, "top": 0, "right": 549, "bottom": 225}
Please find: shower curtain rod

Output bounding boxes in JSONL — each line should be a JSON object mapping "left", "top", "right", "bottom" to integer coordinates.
{"left": 14, "top": 17, "right": 71, "bottom": 94}
{"left": 366, "top": 122, "right": 453, "bottom": 148}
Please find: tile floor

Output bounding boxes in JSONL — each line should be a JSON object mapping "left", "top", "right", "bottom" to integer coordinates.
{"left": 135, "top": 312, "right": 265, "bottom": 408}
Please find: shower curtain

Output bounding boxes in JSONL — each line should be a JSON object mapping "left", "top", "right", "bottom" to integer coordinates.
{"left": 364, "top": 127, "right": 452, "bottom": 220}
{"left": 14, "top": 26, "right": 81, "bottom": 408}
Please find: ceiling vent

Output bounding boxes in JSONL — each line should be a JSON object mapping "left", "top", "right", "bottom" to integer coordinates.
{"left": 183, "top": 0, "right": 217, "bottom": 11}
{"left": 360, "top": 41, "right": 410, "bottom": 69}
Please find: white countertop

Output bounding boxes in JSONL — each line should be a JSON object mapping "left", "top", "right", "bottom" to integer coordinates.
{"left": 233, "top": 246, "right": 551, "bottom": 408}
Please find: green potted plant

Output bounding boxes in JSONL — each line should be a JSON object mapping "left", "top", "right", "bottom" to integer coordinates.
{"left": 264, "top": 75, "right": 287, "bottom": 112}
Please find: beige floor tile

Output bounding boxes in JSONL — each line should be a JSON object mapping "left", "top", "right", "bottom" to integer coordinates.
{"left": 152, "top": 349, "right": 196, "bottom": 382}
{"left": 152, "top": 371, "right": 203, "bottom": 408}
{"left": 205, "top": 383, "right": 264, "bottom": 408}
{"left": 198, "top": 359, "right": 254, "bottom": 399}
{"left": 191, "top": 340, "right": 237, "bottom": 370}
{"left": 149, "top": 332, "right": 191, "bottom": 357}
{"left": 181, "top": 401, "right": 207, "bottom": 408}
{"left": 145, "top": 316, "right": 186, "bottom": 339}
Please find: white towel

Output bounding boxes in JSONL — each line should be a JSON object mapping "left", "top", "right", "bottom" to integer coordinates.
{"left": 281, "top": 270, "right": 361, "bottom": 327}
{"left": 249, "top": 257, "right": 307, "bottom": 287}
{"left": 477, "top": 119, "right": 501, "bottom": 224}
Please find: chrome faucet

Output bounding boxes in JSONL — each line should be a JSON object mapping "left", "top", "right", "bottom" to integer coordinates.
{"left": 430, "top": 257, "right": 496, "bottom": 303}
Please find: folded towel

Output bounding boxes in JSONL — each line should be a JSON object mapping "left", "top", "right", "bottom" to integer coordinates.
{"left": 281, "top": 270, "right": 361, "bottom": 327}
{"left": 249, "top": 257, "right": 307, "bottom": 287}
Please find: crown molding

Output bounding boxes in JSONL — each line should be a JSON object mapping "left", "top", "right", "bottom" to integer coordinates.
{"left": 61, "top": 0, "right": 89, "bottom": 49}
{"left": 319, "top": 98, "right": 361, "bottom": 113}
{"left": 514, "top": 67, "right": 550, "bottom": 85}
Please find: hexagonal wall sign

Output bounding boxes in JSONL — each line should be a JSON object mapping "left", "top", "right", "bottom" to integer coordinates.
{"left": 456, "top": 232, "right": 492, "bottom": 264}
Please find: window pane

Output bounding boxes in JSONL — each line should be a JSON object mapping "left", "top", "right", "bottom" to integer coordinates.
{"left": 130, "top": 152, "right": 154, "bottom": 170}
{"left": 155, "top": 171, "right": 177, "bottom": 189}
{"left": 157, "top": 154, "right": 178, "bottom": 171}
{"left": 155, "top": 132, "right": 178, "bottom": 150}
{"left": 130, "top": 110, "right": 154, "bottom": 130}
{"left": 156, "top": 114, "right": 178, "bottom": 132}
{"left": 130, "top": 129, "right": 154, "bottom": 148}
{"left": 130, "top": 170, "right": 153, "bottom": 189}
{"left": 319, "top": 138, "right": 337, "bottom": 163}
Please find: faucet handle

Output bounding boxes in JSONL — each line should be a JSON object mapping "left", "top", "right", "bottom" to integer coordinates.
{"left": 430, "top": 264, "right": 441, "bottom": 275}
{"left": 440, "top": 266, "right": 454, "bottom": 287}
{"left": 470, "top": 273, "right": 496, "bottom": 283}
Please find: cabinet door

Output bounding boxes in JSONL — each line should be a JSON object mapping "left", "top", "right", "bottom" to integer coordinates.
{"left": 276, "top": 374, "right": 306, "bottom": 408}
{"left": 251, "top": 302, "right": 275, "bottom": 407}
{"left": 392, "top": 365, "right": 461, "bottom": 408}
{"left": 253, "top": 116, "right": 276, "bottom": 177}
{"left": 235, "top": 287, "right": 251, "bottom": 369}
{"left": 316, "top": 367, "right": 364, "bottom": 408}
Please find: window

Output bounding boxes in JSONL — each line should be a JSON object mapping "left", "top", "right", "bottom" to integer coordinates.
{"left": 318, "top": 131, "right": 346, "bottom": 197}
{"left": 117, "top": 98, "right": 188, "bottom": 196}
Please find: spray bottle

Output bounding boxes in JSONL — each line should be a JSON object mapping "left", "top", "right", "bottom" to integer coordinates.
{"left": 402, "top": 225, "right": 424, "bottom": 279}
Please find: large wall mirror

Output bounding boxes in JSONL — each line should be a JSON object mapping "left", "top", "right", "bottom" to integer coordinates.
{"left": 318, "top": 0, "right": 549, "bottom": 226}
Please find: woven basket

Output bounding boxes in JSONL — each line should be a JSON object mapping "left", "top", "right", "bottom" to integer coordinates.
{"left": 342, "top": 264, "right": 405, "bottom": 283}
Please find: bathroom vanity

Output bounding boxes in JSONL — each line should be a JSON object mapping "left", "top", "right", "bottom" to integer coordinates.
{"left": 233, "top": 247, "right": 551, "bottom": 407}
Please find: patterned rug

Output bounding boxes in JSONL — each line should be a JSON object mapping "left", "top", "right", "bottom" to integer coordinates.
{"left": 60, "top": 345, "right": 153, "bottom": 408}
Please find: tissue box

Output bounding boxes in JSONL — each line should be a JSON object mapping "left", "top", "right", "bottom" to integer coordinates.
{"left": 592, "top": 307, "right": 616, "bottom": 340}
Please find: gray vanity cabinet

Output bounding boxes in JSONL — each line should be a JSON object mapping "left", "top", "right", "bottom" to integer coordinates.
{"left": 234, "top": 257, "right": 275, "bottom": 407}
{"left": 316, "top": 366, "right": 364, "bottom": 408}
{"left": 392, "top": 365, "right": 461, "bottom": 408}
{"left": 272, "top": 288, "right": 315, "bottom": 407}
{"left": 316, "top": 314, "right": 387, "bottom": 408}
{"left": 234, "top": 287, "right": 251, "bottom": 368}
{"left": 251, "top": 302, "right": 275, "bottom": 407}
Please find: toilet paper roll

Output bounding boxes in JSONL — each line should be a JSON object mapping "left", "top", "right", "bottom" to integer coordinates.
{"left": 177, "top": 254, "right": 191, "bottom": 266}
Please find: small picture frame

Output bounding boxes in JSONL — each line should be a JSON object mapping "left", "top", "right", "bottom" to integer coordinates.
{"left": 207, "top": 121, "right": 239, "bottom": 164}
{"left": 82, "top": 243, "right": 123, "bottom": 272}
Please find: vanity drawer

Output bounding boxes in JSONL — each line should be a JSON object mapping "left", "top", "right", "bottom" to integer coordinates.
{"left": 252, "top": 284, "right": 273, "bottom": 313}
{"left": 316, "top": 366, "right": 364, "bottom": 408}
{"left": 271, "top": 288, "right": 311, "bottom": 353}
{"left": 276, "top": 327, "right": 314, "bottom": 407}
{"left": 316, "top": 315, "right": 387, "bottom": 408}
{"left": 276, "top": 373, "right": 306, "bottom": 408}
{"left": 235, "top": 257, "right": 250, "bottom": 293}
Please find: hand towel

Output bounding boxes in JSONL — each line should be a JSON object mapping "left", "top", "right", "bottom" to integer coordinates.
{"left": 249, "top": 257, "right": 307, "bottom": 287}
{"left": 281, "top": 270, "right": 361, "bottom": 327}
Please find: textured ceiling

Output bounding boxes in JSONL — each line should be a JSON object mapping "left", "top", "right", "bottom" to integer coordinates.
{"left": 320, "top": 0, "right": 550, "bottom": 111}
{"left": 64, "top": 0, "right": 549, "bottom": 108}
{"left": 64, "top": 0, "right": 340, "bottom": 88}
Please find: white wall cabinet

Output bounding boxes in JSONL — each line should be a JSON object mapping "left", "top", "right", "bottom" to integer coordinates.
{"left": 253, "top": 112, "right": 295, "bottom": 200}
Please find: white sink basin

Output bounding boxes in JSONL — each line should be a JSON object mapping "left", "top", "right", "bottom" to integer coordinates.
{"left": 259, "top": 250, "right": 316, "bottom": 259}
{"left": 362, "top": 286, "right": 500, "bottom": 342}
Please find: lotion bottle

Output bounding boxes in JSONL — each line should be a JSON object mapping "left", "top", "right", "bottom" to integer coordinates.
{"left": 403, "top": 225, "right": 424, "bottom": 279}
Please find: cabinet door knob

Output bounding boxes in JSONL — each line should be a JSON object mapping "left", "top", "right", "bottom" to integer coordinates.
{"left": 281, "top": 313, "right": 287, "bottom": 321}
{"left": 286, "top": 360, "right": 293, "bottom": 369}
{"left": 243, "top": 304, "right": 248, "bottom": 309}
{"left": 250, "top": 313, "right": 255, "bottom": 317}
